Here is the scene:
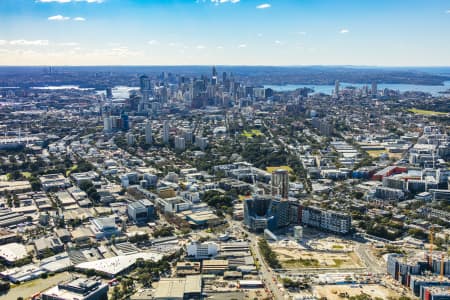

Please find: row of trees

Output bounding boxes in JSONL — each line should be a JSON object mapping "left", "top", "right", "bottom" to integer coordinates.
{"left": 258, "top": 238, "right": 281, "bottom": 269}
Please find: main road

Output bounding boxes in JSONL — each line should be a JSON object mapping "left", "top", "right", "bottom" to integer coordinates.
{"left": 229, "top": 219, "right": 285, "bottom": 300}
{"left": 249, "top": 234, "right": 286, "bottom": 300}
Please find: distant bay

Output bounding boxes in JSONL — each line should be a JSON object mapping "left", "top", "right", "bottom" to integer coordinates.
{"left": 264, "top": 81, "right": 450, "bottom": 96}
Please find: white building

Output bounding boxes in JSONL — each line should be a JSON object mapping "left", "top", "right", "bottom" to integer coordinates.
{"left": 175, "top": 136, "right": 186, "bottom": 151}
{"left": 294, "top": 226, "right": 303, "bottom": 241}
{"left": 186, "top": 241, "right": 218, "bottom": 259}
{"left": 103, "top": 116, "right": 113, "bottom": 133}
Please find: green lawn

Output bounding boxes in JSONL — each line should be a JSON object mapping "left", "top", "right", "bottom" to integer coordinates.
{"left": 241, "top": 129, "right": 264, "bottom": 139}
{"left": 408, "top": 108, "right": 447, "bottom": 116}
{"left": 332, "top": 245, "right": 344, "bottom": 250}
{"left": 266, "top": 166, "right": 294, "bottom": 173}
{"left": 66, "top": 164, "right": 78, "bottom": 176}
{"left": 21, "top": 172, "right": 32, "bottom": 179}
{"left": 282, "top": 258, "right": 320, "bottom": 268}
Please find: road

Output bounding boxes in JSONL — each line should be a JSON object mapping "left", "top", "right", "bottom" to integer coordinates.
{"left": 228, "top": 219, "right": 284, "bottom": 300}
{"left": 249, "top": 235, "right": 286, "bottom": 300}
{"left": 355, "top": 243, "right": 384, "bottom": 274}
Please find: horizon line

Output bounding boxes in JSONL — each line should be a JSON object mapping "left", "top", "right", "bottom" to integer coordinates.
{"left": 1, "top": 64, "right": 450, "bottom": 68}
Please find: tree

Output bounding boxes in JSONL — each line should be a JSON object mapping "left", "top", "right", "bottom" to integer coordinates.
{"left": 258, "top": 238, "right": 281, "bottom": 269}
{"left": 79, "top": 181, "right": 94, "bottom": 192}
{"left": 111, "top": 286, "right": 122, "bottom": 300}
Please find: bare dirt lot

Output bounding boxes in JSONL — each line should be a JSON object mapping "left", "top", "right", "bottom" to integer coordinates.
{"left": 272, "top": 242, "right": 363, "bottom": 270}
{"left": 313, "top": 284, "right": 399, "bottom": 300}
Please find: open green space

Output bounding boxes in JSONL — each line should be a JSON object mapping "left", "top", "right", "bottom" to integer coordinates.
{"left": 241, "top": 129, "right": 264, "bottom": 138}
{"left": 408, "top": 108, "right": 447, "bottom": 116}
{"left": 282, "top": 258, "right": 320, "bottom": 268}
{"left": 266, "top": 166, "right": 294, "bottom": 173}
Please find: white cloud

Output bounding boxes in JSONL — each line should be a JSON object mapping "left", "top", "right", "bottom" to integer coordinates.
{"left": 339, "top": 29, "right": 349, "bottom": 34}
{"left": 196, "top": 45, "right": 206, "bottom": 49}
{"left": 147, "top": 40, "right": 160, "bottom": 45}
{"left": 9, "top": 40, "right": 49, "bottom": 46}
{"left": 210, "top": 0, "right": 240, "bottom": 5}
{"left": 97, "top": 47, "right": 143, "bottom": 57}
{"left": 216, "top": 46, "right": 224, "bottom": 49}
{"left": 58, "top": 42, "right": 79, "bottom": 46}
{"left": 38, "top": 0, "right": 103, "bottom": 3}
{"left": 38, "top": 0, "right": 71, "bottom": 2}
{"left": 256, "top": 3, "right": 271, "bottom": 9}
{"left": 446, "top": 10, "right": 450, "bottom": 14}
{"left": 0, "top": 40, "right": 7, "bottom": 45}
{"left": 73, "top": 17, "right": 86, "bottom": 21}
{"left": 297, "top": 31, "right": 307, "bottom": 35}
{"left": 257, "top": 33, "right": 263, "bottom": 37}
{"left": 48, "top": 15, "right": 70, "bottom": 21}
{"left": 238, "top": 44, "right": 247, "bottom": 48}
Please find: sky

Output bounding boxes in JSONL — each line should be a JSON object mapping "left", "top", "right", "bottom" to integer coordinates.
{"left": 0, "top": 0, "right": 449, "bottom": 66}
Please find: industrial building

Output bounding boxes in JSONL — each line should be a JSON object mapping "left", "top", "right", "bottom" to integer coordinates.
{"left": 153, "top": 275, "right": 202, "bottom": 300}
{"left": 41, "top": 277, "right": 108, "bottom": 300}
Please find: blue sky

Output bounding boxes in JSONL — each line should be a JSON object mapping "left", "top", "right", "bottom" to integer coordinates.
{"left": 0, "top": 0, "right": 449, "bottom": 66}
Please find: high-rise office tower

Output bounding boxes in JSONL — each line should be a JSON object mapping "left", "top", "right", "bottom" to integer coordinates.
{"left": 121, "top": 112, "right": 129, "bottom": 131}
{"left": 222, "top": 72, "right": 227, "bottom": 83}
{"left": 163, "top": 120, "right": 170, "bottom": 144}
{"left": 272, "top": 169, "right": 289, "bottom": 199}
{"left": 334, "top": 80, "right": 340, "bottom": 95}
{"left": 145, "top": 121, "right": 152, "bottom": 144}
{"left": 106, "top": 87, "right": 113, "bottom": 99}
{"left": 371, "top": 82, "right": 378, "bottom": 96}
{"left": 140, "top": 75, "right": 152, "bottom": 109}
{"left": 140, "top": 75, "right": 151, "bottom": 92}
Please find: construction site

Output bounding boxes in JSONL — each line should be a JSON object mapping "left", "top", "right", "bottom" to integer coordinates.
{"left": 271, "top": 238, "right": 363, "bottom": 271}
{"left": 313, "top": 284, "right": 400, "bottom": 300}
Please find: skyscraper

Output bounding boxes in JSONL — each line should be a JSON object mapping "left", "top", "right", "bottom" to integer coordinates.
{"left": 140, "top": 75, "right": 152, "bottom": 111}
{"left": 334, "top": 80, "right": 340, "bottom": 95}
{"left": 271, "top": 169, "right": 289, "bottom": 199}
{"left": 140, "top": 75, "right": 151, "bottom": 92}
{"left": 163, "top": 120, "right": 170, "bottom": 144}
{"left": 106, "top": 87, "right": 113, "bottom": 99}
{"left": 371, "top": 81, "right": 378, "bottom": 96}
{"left": 145, "top": 121, "right": 152, "bottom": 144}
{"left": 121, "top": 112, "right": 129, "bottom": 131}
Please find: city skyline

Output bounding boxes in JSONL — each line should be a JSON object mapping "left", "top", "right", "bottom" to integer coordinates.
{"left": 1, "top": 0, "right": 450, "bottom": 66}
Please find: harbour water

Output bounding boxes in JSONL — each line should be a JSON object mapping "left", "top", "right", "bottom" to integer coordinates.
{"left": 264, "top": 81, "right": 450, "bottom": 96}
